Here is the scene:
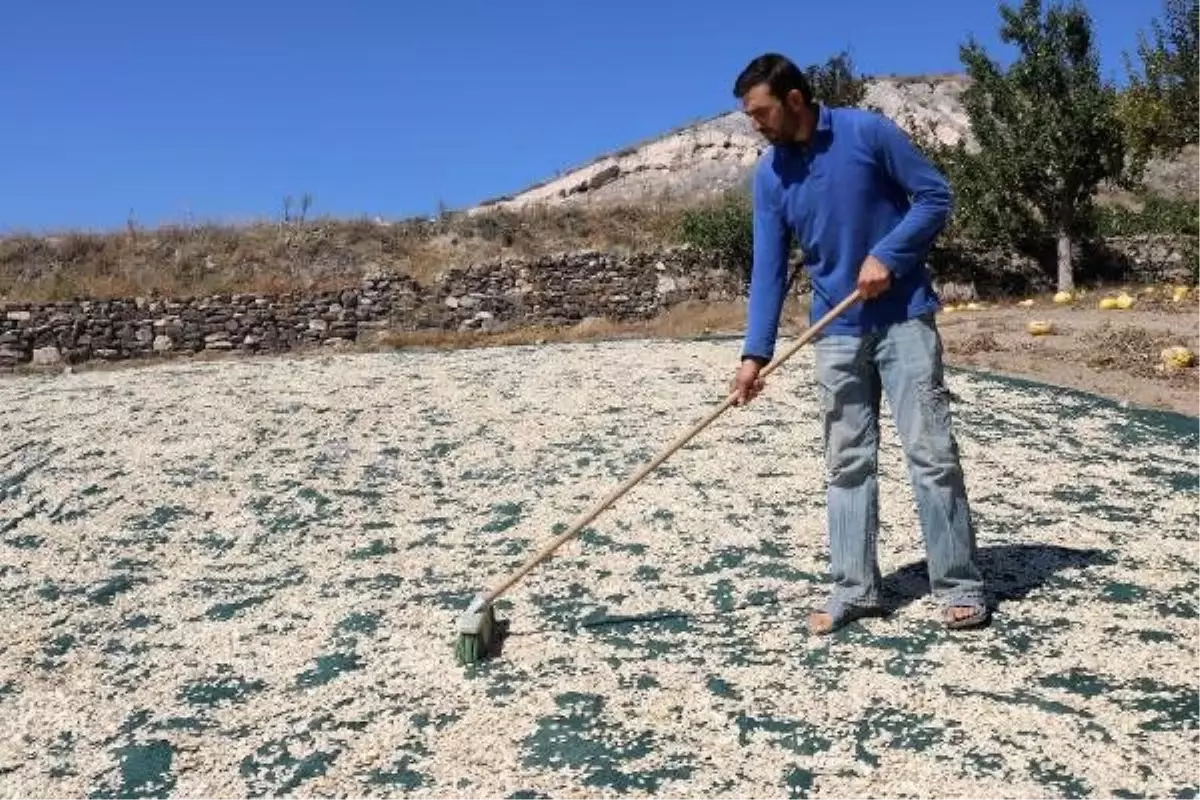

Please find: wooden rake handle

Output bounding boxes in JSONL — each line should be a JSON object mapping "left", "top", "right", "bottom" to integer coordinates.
{"left": 479, "top": 289, "right": 863, "bottom": 605}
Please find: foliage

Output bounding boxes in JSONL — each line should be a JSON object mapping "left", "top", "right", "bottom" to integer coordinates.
{"left": 805, "top": 51, "right": 867, "bottom": 108}
{"left": 1092, "top": 195, "right": 1200, "bottom": 236}
{"left": 679, "top": 189, "right": 754, "bottom": 280}
{"left": 1116, "top": 0, "right": 1198, "bottom": 165}
{"left": 924, "top": 0, "right": 1128, "bottom": 291}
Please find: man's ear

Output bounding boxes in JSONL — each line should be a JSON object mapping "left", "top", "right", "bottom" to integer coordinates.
{"left": 784, "top": 89, "right": 807, "bottom": 113}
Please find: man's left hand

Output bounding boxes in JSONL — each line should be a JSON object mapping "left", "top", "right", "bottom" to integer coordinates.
{"left": 857, "top": 255, "right": 892, "bottom": 299}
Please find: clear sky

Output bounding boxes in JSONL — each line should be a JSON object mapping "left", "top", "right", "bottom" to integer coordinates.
{"left": 1, "top": 0, "right": 1163, "bottom": 233}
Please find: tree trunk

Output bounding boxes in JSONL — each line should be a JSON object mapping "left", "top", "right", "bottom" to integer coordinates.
{"left": 1056, "top": 230, "right": 1074, "bottom": 293}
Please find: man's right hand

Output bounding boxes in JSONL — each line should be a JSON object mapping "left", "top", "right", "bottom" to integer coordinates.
{"left": 731, "top": 358, "right": 765, "bottom": 406}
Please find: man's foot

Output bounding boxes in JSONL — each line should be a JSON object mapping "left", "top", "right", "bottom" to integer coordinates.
{"left": 807, "top": 602, "right": 885, "bottom": 635}
{"left": 942, "top": 603, "right": 990, "bottom": 630}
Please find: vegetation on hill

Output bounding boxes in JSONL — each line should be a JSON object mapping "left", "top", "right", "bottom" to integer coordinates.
{"left": 0, "top": 205, "right": 695, "bottom": 302}
{"left": 1116, "top": 0, "right": 1198, "bottom": 166}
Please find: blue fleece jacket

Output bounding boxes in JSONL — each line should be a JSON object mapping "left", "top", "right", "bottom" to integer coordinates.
{"left": 741, "top": 103, "right": 952, "bottom": 362}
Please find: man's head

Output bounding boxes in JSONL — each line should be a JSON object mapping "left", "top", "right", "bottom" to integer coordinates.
{"left": 733, "top": 53, "right": 815, "bottom": 145}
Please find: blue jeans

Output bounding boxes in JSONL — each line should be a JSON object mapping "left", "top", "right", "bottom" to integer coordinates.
{"left": 813, "top": 313, "right": 985, "bottom": 612}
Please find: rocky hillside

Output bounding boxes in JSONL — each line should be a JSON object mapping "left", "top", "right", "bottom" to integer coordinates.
{"left": 472, "top": 75, "right": 971, "bottom": 212}
{"left": 473, "top": 73, "right": 1194, "bottom": 212}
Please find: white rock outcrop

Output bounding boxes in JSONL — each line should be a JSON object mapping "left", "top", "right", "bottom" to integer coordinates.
{"left": 473, "top": 74, "right": 975, "bottom": 213}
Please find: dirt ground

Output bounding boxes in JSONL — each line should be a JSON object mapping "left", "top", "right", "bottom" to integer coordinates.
{"left": 934, "top": 290, "right": 1198, "bottom": 417}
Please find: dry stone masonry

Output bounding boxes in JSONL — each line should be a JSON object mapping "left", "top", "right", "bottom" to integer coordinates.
{"left": 0, "top": 248, "right": 738, "bottom": 369}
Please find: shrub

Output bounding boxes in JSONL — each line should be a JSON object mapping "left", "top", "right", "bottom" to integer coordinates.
{"left": 679, "top": 190, "right": 754, "bottom": 281}
{"left": 1092, "top": 195, "right": 1199, "bottom": 236}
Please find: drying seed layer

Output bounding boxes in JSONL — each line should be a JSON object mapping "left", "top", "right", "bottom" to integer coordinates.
{"left": 1, "top": 340, "right": 1196, "bottom": 798}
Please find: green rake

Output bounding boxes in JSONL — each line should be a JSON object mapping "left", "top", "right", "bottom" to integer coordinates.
{"left": 455, "top": 289, "right": 863, "bottom": 664}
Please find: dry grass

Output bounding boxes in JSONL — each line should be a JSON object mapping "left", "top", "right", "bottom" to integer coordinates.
{"left": 0, "top": 203, "right": 697, "bottom": 304}
{"left": 1082, "top": 323, "right": 1188, "bottom": 378}
{"left": 375, "top": 297, "right": 811, "bottom": 352}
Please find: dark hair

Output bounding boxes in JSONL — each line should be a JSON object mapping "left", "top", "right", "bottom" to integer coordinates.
{"left": 733, "top": 53, "right": 813, "bottom": 105}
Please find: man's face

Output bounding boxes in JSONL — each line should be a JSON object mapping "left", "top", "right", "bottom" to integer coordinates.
{"left": 741, "top": 83, "right": 803, "bottom": 144}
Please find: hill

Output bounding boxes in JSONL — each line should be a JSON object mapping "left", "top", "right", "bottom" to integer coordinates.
{"left": 473, "top": 73, "right": 1195, "bottom": 213}
{"left": 472, "top": 75, "right": 973, "bottom": 213}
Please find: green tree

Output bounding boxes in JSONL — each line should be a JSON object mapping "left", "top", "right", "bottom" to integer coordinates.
{"left": 1117, "top": 0, "right": 1199, "bottom": 164}
{"left": 942, "top": 0, "right": 1127, "bottom": 292}
{"left": 805, "top": 51, "right": 866, "bottom": 108}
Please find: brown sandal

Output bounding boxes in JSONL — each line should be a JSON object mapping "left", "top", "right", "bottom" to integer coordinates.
{"left": 943, "top": 603, "right": 989, "bottom": 630}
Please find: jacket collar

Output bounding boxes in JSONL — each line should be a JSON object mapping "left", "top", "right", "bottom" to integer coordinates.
{"left": 815, "top": 102, "right": 832, "bottom": 133}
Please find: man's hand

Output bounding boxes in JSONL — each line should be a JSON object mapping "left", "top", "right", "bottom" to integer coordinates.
{"left": 857, "top": 254, "right": 892, "bottom": 299}
{"left": 731, "top": 359, "right": 765, "bottom": 406}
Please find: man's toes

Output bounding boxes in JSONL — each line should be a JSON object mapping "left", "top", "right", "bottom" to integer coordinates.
{"left": 807, "top": 611, "right": 833, "bottom": 634}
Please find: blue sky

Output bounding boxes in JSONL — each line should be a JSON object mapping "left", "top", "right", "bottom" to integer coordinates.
{"left": 1, "top": 0, "right": 1163, "bottom": 233}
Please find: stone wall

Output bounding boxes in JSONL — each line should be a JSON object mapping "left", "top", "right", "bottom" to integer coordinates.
{"left": 1094, "top": 234, "right": 1199, "bottom": 284}
{"left": 929, "top": 233, "right": 1198, "bottom": 301}
{"left": 0, "top": 248, "right": 739, "bottom": 369}
{"left": 0, "top": 236, "right": 1194, "bottom": 369}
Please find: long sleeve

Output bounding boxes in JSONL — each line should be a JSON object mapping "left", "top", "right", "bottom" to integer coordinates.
{"left": 741, "top": 160, "right": 791, "bottom": 362}
{"left": 868, "top": 114, "right": 952, "bottom": 278}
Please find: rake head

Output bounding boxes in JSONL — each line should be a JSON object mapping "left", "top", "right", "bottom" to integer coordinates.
{"left": 455, "top": 594, "right": 498, "bottom": 665}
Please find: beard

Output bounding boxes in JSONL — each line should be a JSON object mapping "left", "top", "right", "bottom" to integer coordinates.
{"left": 759, "top": 107, "right": 804, "bottom": 144}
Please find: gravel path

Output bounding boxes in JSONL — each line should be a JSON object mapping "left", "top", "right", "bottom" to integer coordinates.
{"left": 1, "top": 341, "right": 1196, "bottom": 798}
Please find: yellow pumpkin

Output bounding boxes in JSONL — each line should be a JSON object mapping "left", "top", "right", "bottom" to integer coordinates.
{"left": 1027, "top": 320, "right": 1054, "bottom": 336}
{"left": 1161, "top": 346, "right": 1197, "bottom": 370}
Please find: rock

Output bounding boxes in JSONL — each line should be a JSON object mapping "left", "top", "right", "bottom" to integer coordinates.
{"left": 6, "top": 310, "right": 31, "bottom": 322}
{"left": 444, "top": 296, "right": 460, "bottom": 309}
{"left": 308, "top": 319, "right": 328, "bottom": 332}
{"left": 32, "top": 346, "right": 61, "bottom": 366}
{"left": 153, "top": 335, "right": 173, "bottom": 352}
{"left": 0, "top": 346, "right": 22, "bottom": 366}
{"left": 588, "top": 164, "right": 621, "bottom": 190}
{"left": 205, "top": 340, "right": 233, "bottom": 351}
{"left": 936, "top": 281, "right": 978, "bottom": 303}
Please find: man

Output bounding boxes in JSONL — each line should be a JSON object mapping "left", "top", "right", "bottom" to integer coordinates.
{"left": 729, "top": 53, "right": 988, "bottom": 634}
